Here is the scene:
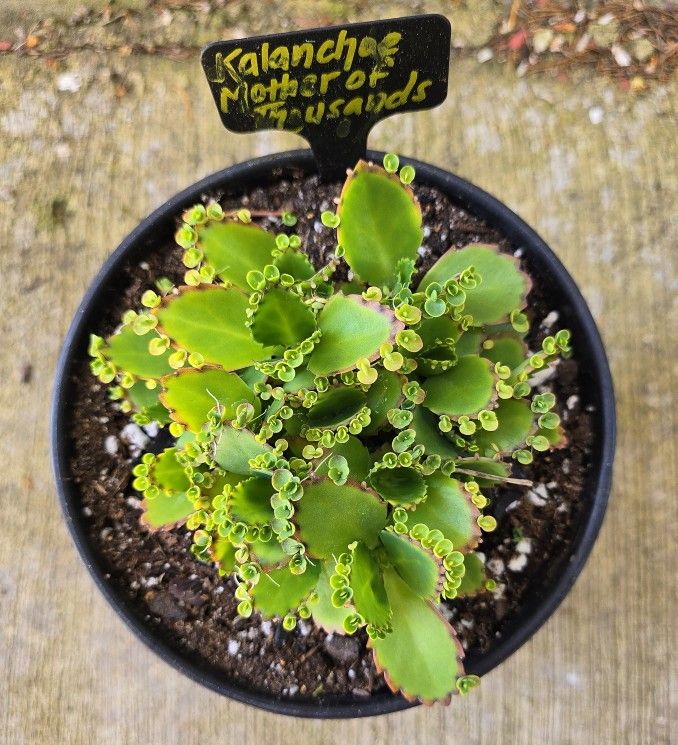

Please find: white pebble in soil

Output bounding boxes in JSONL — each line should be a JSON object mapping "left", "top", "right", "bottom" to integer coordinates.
{"left": 260, "top": 620, "right": 272, "bottom": 636}
{"left": 227, "top": 640, "right": 240, "bottom": 656}
{"left": 142, "top": 422, "right": 159, "bottom": 438}
{"left": 120, "top": 423, "right": 149, "bottom": 455}
{"left": 492, "top": 583, "right": 506, "bottom": 599}
{"left": 487, "top": 558, "right": 505, "bottom": 575}
{"left": 104, "top": 435, "right": 119, "bottom": 455}
{"left": 508, "top": 553, "right": 529, "bottom": 572}
{"left": 528, "top": 483, "right": 549, "bottom": 506}
{"left": 567, "top": 394, "right": 580, "bottom": 410}
{"left": 540, "top": 310, "right": 559, "bottom": 329}
{"left": 516, "top": 539, "right": 532, "bottom": 555}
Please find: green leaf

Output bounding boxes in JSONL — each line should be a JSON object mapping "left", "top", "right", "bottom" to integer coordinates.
{"left": 211, "top": 537, "right": 236, "bottom": 573}
{"left": 454, "top": 328, "right": 483, "bottom": 357}
{"left": 418, "top": 244, "right": 529, "bottom": 324}
{"left": 457, "top": 552, "right": 487, "bottom": 597}
{"left": 350, "top": 542, "right": 391, "bottom": 627}
{"left": 411, "top": 407, "right": 459, "bottom": 458}
{"left": 481, "top": 334, "right": 527, "bottom": 370}
{"left": 139, "top": 448, "right": 200, "bottom": 529}
{"left": 230, "top": 476, "right": 274, "bottom": 525}
{"left": 475, "top": 398, "right": 534, "bottom": 455}
{"left": 274, "top": 251, "right": 315, "bottom": 281}
{"left": 416, "top": 345, "right": 459, "bottom": 377}
{"left": 337, "top": 161, "right": 423, "bottom": 287}
{"left": 142, "top": 490, "right": 194, "bottom": 530}
{"left": 308, "top": 294, "right": 402, "bottom": 376}
{"left": 371, "top": 568, "right": 464, "bottom": 702}
{"left": 537, "top": 424, "right": 567, "bottom": 448}
{"left": 160, "top": 368, "right": 259, "bottom": 432}
{"left": 151, "top": 448, "right": 190, "bottom": 493}
{"left": 250, "top": 537, "right": 287, "bottom": 568}
{"left": 295, "top": 479, "right": 387, "bottom": 559}
{"left": 410, "top": 474, "right": 480, "bottom": 552}
{"left": 127, "top": 382, "right": 172, "bottom": 424}
{"left": 239, "top": 365, "right": 268, "bottom": 389}
{"left": 156, "top": 286, "right": 275, "bottom": 371}
{"left": 314, "top": 436, "right": 372, "bottom": 482}
{"left": 200, "top": 221, "right": 276, "bottom": 289}
{"left": 251, "top": 288, "right": 316, "bottom": 347}
{"left": 369, "top": 467, "right": 427, "bottom": 506}
{"left": 252, "top": 562, "right": 321, "bottom": 619}
{"left": 309, "top": 564, "right": 354, "bottom": 633}
{"left": 418, "top": 316, "right": 459, "bottom": 350}
{"left": 282, "top": 367, "right": 315, "bottom": 394}
{"left": 213, "top": 425, "right": 272, "bottom": 475}
{"left": 363, "top": 370, "right": 403, "bottom": 434}
{"left": 306, "top": 386, "right": 366, "bottom": 429}
{"left": 203, "top": 470, "right": 244, "bottom": 497}
{"left": 107, "top": 326, "right": 172, "bottom": 379}
{"left": 380, "top": 530, "right": 441, "bottom": 600}
{"left": 422, "top": 355, "right": 496, "bottom": 417}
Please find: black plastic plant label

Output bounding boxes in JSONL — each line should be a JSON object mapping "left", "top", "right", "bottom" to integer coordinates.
{"left": 201, "top": 14, "right": 451, "bottom": 179}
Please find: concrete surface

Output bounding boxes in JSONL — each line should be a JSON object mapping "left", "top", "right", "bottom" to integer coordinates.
{"left": 0, "top": 2, "right": 675, "bottom": 744}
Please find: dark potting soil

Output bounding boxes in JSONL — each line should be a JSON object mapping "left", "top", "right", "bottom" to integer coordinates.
{"left": 68, "top": 171, "right": 593, "bottom": 702}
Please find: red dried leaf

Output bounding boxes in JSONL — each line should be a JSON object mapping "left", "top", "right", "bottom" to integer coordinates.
{"left": 508, "top": 31, "right": 527, "bottom": 51}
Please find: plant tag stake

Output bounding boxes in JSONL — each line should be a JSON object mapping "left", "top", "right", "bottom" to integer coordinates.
{"left": 201, "top": 14, "right": 451, "bottom": 180}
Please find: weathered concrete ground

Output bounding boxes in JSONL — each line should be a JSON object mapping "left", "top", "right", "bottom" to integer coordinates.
{"left": 0, "top": 2, "right": 675, "bottom": 744}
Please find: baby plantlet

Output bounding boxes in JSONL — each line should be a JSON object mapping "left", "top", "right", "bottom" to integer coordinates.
{"left": 90, "top": 154, "right": 572, "bottom": 703}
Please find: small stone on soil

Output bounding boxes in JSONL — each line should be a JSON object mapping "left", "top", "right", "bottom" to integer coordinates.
{"left": 508, "top": 554, "right": 529, "bottom": 572}
{"left": 567, "top": 394, "right": 580, "bottom": 409}
{"left": 323, "top": 635, "right": 360, "bottom": 665}
{"left": 104, "top": 435, "right": 119, "bottom": 455}
{"left": 541, "top": 310, "right": 559, "bottom": 328}
{"left": 120, "top": 423, "right": 149, "bottom": 455}
{"left": 516, "top": 539, "right": 532, "bottom": 555}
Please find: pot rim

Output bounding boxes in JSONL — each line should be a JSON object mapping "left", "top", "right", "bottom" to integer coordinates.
{"left": 51, "top": 148, "right": 616, "bottom": 718}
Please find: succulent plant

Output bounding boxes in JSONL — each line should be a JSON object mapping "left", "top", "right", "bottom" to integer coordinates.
{"left": 89, "top": 154, "right": 571, "bottom": 703}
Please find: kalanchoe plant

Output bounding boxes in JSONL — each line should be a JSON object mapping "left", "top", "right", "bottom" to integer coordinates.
{"left": 89, "top": 154, "right": 571, "bottom": 703}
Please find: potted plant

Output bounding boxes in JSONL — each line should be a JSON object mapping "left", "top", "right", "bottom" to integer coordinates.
{"left": 52, "top": 148, "right": 615, "bottom": 716}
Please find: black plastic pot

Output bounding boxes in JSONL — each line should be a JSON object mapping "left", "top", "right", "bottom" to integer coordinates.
{"left": 51, "top": 149, "right": 615, "bottom": 718}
